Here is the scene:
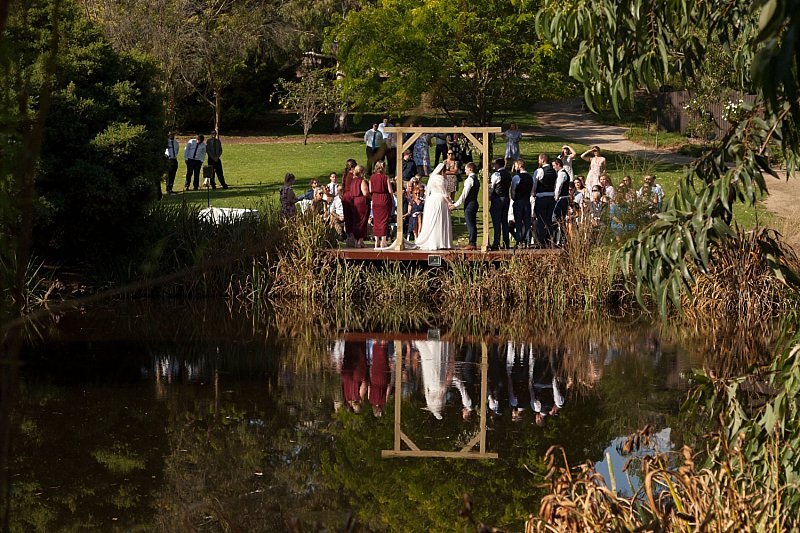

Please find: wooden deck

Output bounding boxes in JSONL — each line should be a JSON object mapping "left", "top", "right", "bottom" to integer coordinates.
{"left": 327, "top": 247, "right": 561, "bottom": 263}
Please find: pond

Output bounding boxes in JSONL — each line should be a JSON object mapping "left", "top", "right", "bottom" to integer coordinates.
{"left": 8, "top": 300, "right": 737, "bottom": 531}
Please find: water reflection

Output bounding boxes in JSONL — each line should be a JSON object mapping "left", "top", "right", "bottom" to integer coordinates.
{"left": 10, "top": 301, "right": 762, "bottom": 531}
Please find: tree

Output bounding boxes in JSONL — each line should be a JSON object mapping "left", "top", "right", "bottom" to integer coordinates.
{"left": 273, "top": 69, "right": 340, "bottom": 144}
{"left": 536, "top": 0, "right": 800, "bottom": 314}
{"left": 332, "top": 0, "right": 564, "bottom": 125}
{"left": 2, "top": 0, "right": 164, "bottom": 262}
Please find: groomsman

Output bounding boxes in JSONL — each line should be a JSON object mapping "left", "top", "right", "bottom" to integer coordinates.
{"left": 489, "top": 158, "right": 512, "bottom": 250}
{"left": 532, "top": 153, "right": 557, "bottom": 246}
{"left": 451, "top": 162, "right": 480, "bottom": 250}
{"left": 183, "top": 134, "right": 206, "bottom": 191}
{"left": 364, "top": 124, "right": 383, "bottom": 174}
{"left": 551, "top": 158, "right": 571, "bottom": 245}
{"left": 510, "top": 159, "right": 533, "bottom": 247}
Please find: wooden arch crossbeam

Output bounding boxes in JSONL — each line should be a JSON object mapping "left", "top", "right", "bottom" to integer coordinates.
{"left": 384, "top": 126, "right": 501, "bottom": 251}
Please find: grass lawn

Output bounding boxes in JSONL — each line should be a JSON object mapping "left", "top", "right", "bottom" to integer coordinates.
{"left": 163, "top": 133, "right": 768, "bottom": 244}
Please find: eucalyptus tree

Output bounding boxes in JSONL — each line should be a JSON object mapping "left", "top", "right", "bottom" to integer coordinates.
{"left": 537, "top": 0, "right": 800, "bottom": 314}
{"left": 333, "top": 0, "right": 564, "bottom": 125}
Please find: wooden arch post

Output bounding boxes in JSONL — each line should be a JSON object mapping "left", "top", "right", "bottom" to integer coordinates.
{"left": 384, "top": 126, "right": 500, "bottom": 252}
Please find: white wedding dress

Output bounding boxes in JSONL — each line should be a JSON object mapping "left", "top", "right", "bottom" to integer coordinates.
{"left": 410, "top": 164, "right": 453, "bottom": 250}
{"left": 417, "top": 340, "right": 453, "bottom": 420}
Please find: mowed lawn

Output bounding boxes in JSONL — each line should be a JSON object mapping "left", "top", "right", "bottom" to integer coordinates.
{"left": 162, "top": 135, "right": 766, "bottom": 243}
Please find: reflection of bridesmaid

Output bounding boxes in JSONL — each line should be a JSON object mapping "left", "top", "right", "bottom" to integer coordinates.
{"left": 369, "top": 340, "right": 392, "bottom": 417}
{"left": 342, "top": 341, "right": 368, "bottom": 412}
{"left": 417, "top": 340, "right": 454, "bottom": 420}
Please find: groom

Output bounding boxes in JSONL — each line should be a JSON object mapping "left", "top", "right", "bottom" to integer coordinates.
{"left": 451, "top": 162, "right": 480, "bottom": 249}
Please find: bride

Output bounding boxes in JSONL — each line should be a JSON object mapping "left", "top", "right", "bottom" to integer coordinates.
{"left": 409, "top": 163, "right": 453, "bottom": 250}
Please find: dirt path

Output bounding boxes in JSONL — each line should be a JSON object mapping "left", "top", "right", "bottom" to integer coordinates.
{"left": 532, "top": 98, "right": 799, "bottom": 230}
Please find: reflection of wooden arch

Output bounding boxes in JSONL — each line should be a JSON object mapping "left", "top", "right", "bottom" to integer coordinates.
{"left": 384, "top": 126, "right": 501, "bottom": 252}
{"left": 381, "top": 342, "right": 498, "bottom": 460}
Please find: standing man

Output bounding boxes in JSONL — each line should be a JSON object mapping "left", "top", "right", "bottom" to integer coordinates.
{"left": 164, "top": 131, "right": 179, "bottom": 195}
{"left": 532, "top": 153, "right": 557, "bottom": 246}
{"left": 433, "top": 132, "right": 448, "bottom": 167}
{"left": 451, "top": 162, "right": 480, "bottom": 250}
{"left": 552, "top": 158, "right": 571, "bottom": 246}
{"left": 206, "top": 130, "right": 228, "bottom": 190}
{"left": 364, "top": 123, "right": 383, "bottom": 174}
{"left": 183, "top": 134, "right": 206, "bottom": 191}
{"left": 401, "top": 149, "right": 417, "bottom": 183}
{"left": 489, "top": 158, "right": 512, "bottom": 250}
{"left": 511, "top": 159, "right": 534, "bottom": 247}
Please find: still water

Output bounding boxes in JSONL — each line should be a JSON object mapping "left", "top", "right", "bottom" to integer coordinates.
{"left": 10, "top": 300, "right": 705, "bottom": 531}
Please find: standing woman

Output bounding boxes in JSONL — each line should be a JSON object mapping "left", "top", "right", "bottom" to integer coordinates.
{"left": 502, "top": 122, "right": 522, "bottom": 161}
{"left": 280, "top": 172, "right": 297, "bottom": 219}
{"left": 443, "top": 148, "right": 460, "bottom": 201}
{"left": 412, "top": 124, "right": 431, "bottom": 176}
{"left": 349, "top": 165, "right": 371, "bottom": 248}
{"left": 341, "top": 159, "right": 357, "bottom": 246}
{"left": 369, "top": 161, "right": 393, "bottom": 248}
{"left": 581, "top": 145, "right": 606, "bottom": 189}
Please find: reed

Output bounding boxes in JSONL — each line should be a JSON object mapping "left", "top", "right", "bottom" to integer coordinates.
{"left": 528, "top": 324, "right": 800, "bottom": 532}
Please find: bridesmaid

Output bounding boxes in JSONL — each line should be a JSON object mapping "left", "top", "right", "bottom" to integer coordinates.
{"left": 350, "top": 165, "right": 371, "bottom": 248}
{"left": 369, "top": 161, "right": 393, "bottom": 248}
{"left": 341, "top": 159, "right": 357, "bottom": 246}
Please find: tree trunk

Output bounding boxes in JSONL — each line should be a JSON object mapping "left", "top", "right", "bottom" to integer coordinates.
{"left": 214, "top": 89, "right": 221, "bottom": 133}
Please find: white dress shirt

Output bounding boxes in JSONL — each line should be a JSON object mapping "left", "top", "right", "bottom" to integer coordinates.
{"left": 165, "top": 138, "right": 179, "bottom": 159}
{"left": 364, "top": 129, "right": 383, "bottom": 149}
{"left": 184, "top": 139, "right": 206, "bottom": 162}
{"left": 453, "top": 173, "right": 477, "bottom": 207}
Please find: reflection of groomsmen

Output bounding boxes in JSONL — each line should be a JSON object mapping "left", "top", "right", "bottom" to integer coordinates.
{"left": 453, "top": 343, "right": 479, "bottom": 421}
{"left": 507, "top": 342, "right": 532, "bottom": 421}
{"left": 487, "top": 343, "right": 507, "bottom": 418}
{"left": 532, "top": 349, "right": 565, "bottom": 426}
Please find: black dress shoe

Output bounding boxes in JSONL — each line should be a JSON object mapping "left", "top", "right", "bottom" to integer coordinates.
{"left": 222, "top": 185, "right": 229, "bottom": 190}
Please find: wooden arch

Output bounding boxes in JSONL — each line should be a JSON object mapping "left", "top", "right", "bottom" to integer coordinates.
{"left": 384, "top": 126, "right": 501, "bottom": 251}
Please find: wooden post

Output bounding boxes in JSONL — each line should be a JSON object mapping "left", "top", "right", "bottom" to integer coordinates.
{"left": 393, "top": 340, "right": 402, "bottom": 451}
{"left": 482, "top": 134, "right": 490, "bottom": 251}
{"left": 480, "top": 341, "right": 489, "bottom": 453}
{"left": 395, "top": 137, "right": 404, "bottom": 250}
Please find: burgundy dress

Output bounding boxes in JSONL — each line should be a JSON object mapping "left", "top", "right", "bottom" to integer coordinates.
{"left": 350, "top": 176, "right": 370, "bottom": 240}
{"left": 342, "top": 341, "right": 367, "bottom": 405}
{"left": 341, "top": 169, "right": 354, "bottom": 235}
{"left": 370, "top": 172, "right": 392, "bottom": 237}
{"left": 369, "top": 342, "right": 391, "bottom": 410}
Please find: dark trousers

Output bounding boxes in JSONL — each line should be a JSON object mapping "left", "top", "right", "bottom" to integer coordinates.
{"left": 490, "top": 195, "right": 510, "bottom": 248}
{"left": 166, "top": 158, "right": 178, "bottom": 193}
{"left": 534, "top": 195, "right": 556, "bottom": 247}
{"left": 513, "top": 198, "right": 532, "bottom": 245}
{"left": 464, "top": 201, "right": 479, "bottom": 246}
{"left": 386, "top": 146, "right": 397, "bottom": 176}
{"left": 434, "top": 143, "right": 448, "bottom": 166}
{"left": 553, "top": 197, "right": 569, "bottom": 245}
{"left": 365, "top": 146, "right": 378, "bottom": 174}
{"left": 208, "top": 157, "right": 227, "bottom": 188}
{"left": 185, "top": 159, "right": 202, "bottom": 189}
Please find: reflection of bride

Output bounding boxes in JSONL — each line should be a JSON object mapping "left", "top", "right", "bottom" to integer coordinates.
{"left": 409, "top": 163, "right": 453, "bottom": 250}
{"left": 417, "top": 340, "right": 454, "bottom": 419}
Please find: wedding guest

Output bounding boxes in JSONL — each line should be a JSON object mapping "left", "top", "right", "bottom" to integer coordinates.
{"left": 581, "top": 145, "right": 606, "bottom": 189}
{"left": 558, "top": 144, "right": 577, "bottom": 179}
{"left": 206, "top": 130, "right": 228, "bottom": 189}
{"left": 280, "top": 172, "right": 297, "bottom": 218}
{"left": 401, "top": 149, "right": 418, "bottom": 182}
{"left": 328, "top": 184, "right": 345, "bottom": 239}
{"left": 296, "top": 178, "right": 320, "bottom": 202}
{"left": 409, "top": 184, "right": 424, "bottom": 241}
{"left": 164, "top": 131, "right": 179, "bottom": 195}
{"left": 413, "top": 127, "right": 431, "bottom": 176}
{"left": 443, "top": 148, "right": 460, "bottom": 200}
{"left": 369, "top": 161, "right": 393, "bottom": 248}
{"left": 502, "top": 122, "right": 522, "bottom": 161}
{"left": 599, "top": 173, "right": 615, "bottom": 200}
{"left": 183, "top": 133, "right": 206, "bottom": 191}
{"left": 350, "top": 165, "right": 371, "bottom": 248}
{"left": 327, "top": 172, "right": 338, "bottom": 196}
{"left": 364, "top": 123, "right": 383, "bottom": 174}
{"left": 433, "top": 131, "right": 448, "bottom": 166}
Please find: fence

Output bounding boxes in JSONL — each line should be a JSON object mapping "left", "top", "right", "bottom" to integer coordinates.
{"left": 657, "top": 91, "right": 757, "bottom": 140}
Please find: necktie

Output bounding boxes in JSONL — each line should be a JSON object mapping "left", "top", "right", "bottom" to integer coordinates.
{"left": 192, "top": 141, "right": 199, "bottom": 159}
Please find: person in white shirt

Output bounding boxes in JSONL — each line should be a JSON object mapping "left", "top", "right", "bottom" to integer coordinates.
{"left": 364, "top": 124, "right": 383, "bottom": 174}
{"left": 328, "top": 184, "right": 345, "bottom": 238}
{"left": 327, "top": 172, "right": 338, "bottom": 196}
{"left": 551, "top": 158, "right": 571, "bottom": 246}
{"left": 183, "top": 134, "right": 206, "bottom": 191}
{"left": 558, "top": 144, "right": 577, "bottom": 179}
{"left": 164, "top": 131, "right": 179, "bottom": 195}
{"left": 532, "top": 153, "right": 557, "bottom": 246}
{"left": 450, "top": 162, "right": 480, "bottom": 249}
